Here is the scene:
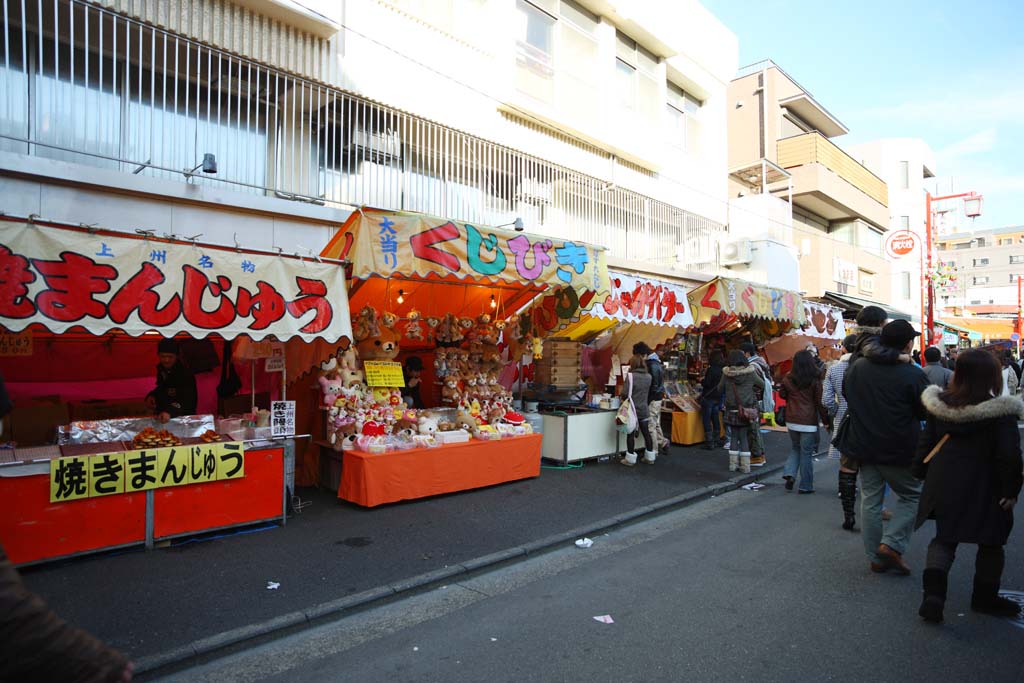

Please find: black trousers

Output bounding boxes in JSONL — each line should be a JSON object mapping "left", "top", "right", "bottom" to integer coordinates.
{"left": 627, "top": 418, "right": 654, "bottom": 453}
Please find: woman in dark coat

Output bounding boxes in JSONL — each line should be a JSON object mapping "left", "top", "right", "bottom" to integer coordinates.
{"left": 913, "top": 349, "right": 1024, "bottom": 623}
{"left": 779, "top": 350, "right": 828, "bottom": 494}
{"left": 716, "top": 350, "right": 765, "bottom": 474}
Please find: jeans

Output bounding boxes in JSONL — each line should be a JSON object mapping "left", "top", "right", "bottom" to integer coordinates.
{"left": 699, "top": 397, "right": 721, "bottom": 442}
{"left": 784, "top": 430, "right": 817, "bottom": 492}
{"left": 727, "top": 424, "right": 749, "bottom": 453}
{"left": 859, "top": 463, "right": 922, "bottom": 560}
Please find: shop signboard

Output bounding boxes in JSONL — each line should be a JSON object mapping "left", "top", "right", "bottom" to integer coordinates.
{"left": 49, "top": 441, "right": 246, "bottom": 503}
{"left": 363, "top": 361, "right": 405, "bottom": 387}
{"left": 270, "top": 401, "right": 296, "bottom": 437}
{"left": 687, "top": 277, "right": 806, "bottom": 326}
{"left": 801, "top": 302, "right": 845, "bottom": 340}
{"left": 885, "top": 230, "right": 918, "bottom": 259}
{"left": 0, "top": 329, "right": 32, "bottom": 356}
{"left": 833, "top": 258, "right": 857, "bottom": 286}
{"left": 592, "top": 271, "right": 695, "bottom": 328}
{"left": 321, "top": 211, "right": 610, "bottom": 297}
{"left": 0, "top": 222, "right": 352, "bottom": 343}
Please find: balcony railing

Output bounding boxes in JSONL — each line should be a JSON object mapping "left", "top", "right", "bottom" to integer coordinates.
{"left": 0, "top": 0, "right": 725, "bottom": 271}
{"left": 777, "top": 132, "right": 888, "bottom": 207}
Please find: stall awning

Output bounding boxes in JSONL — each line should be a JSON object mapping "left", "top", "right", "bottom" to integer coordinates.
{"left": 935, "top": 319, "right": 973, "bottom": 336}
{"left": 816, "top": 292, "right": 917, "bottom": 322}
{"left": 801, "top": 301, "right": 847, "bottom": 340}
{"left": 687, "top": 277, "right": 806, "bottom": 327}
{"left": 940, "top": 317, "right": 1016, "bottom": 342}
{"left": 0, "top": 219, "right": 352, "bottom": 343}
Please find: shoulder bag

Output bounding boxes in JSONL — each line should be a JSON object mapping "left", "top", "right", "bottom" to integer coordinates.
{"left": 616, "top": 373, "right": 638, "bottom": 434}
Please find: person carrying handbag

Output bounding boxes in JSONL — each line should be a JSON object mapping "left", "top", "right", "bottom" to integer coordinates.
{"left": 913, "top": 350, "right": 1024, "bottom": 623}
{"left": 716, "top": 350, "right": 765, "bottom": 473}
{"left": 619, "top": 355, "right": 656, "bottom": 467}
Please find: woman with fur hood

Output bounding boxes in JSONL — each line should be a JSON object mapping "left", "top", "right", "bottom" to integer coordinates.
{"left": 716, "top": 349, "right": 765, "bottom": 474}
{"left": 913, "top": 349, "right": 1024, "bottom": 623}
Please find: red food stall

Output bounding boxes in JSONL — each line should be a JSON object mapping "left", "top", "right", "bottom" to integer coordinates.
{"left": 0, "top": 216, "right": 352, "bottom": 565}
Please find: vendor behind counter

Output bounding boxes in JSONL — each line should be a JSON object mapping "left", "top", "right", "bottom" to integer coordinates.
{"left": 145, "top": 339, "right": 197, "bottom": 423}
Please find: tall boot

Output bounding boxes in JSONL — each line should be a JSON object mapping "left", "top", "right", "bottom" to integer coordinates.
{"left": 620, "top": 451, "right": 638, "bottom": 467}
{"left": 703, "top": 435, "right": 715, "bottom": 450}
{"left": 971, "top": 545, "right": 1021, "bottom": 616}
{"left": 739, "top": 452, "right": 751, "bottom": 474}
{"left": 728, "top": 451, "right": 738, "bottom": 472}
{"left": 918, "top": 568, "right": 947, "bottom": 623}
{"left": 838, "top": 471, "right": 858, "bottom": 531}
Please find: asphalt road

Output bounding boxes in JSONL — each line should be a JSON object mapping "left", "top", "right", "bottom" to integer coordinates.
{"left": 157, "top": 458, "right": 1024, "bottom": 682}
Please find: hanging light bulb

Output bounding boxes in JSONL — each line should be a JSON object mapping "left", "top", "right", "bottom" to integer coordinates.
{"left": 490, "top": 294, "right": 496, "bottom": 309}
{"left": 397, "top": 289, "right": 405, "bottom": 305}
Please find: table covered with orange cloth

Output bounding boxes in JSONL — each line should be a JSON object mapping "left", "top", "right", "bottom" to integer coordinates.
{"left": 338, "top": 434, "right": 542, "bottom": 507}
{"left": 671, "top": 411, "right": 705, "bottom": 445}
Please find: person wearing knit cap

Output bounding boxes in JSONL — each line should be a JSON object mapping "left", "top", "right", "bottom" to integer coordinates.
{"left": 145, "top": 338, "right": 197, "bottom": 422}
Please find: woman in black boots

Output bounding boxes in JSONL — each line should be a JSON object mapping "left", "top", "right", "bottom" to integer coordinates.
{"left": 699, "top": 351, "right": 725, "bottom": 450}
{"left": 914, "top": 349, "right": 1024, "bottom": 623}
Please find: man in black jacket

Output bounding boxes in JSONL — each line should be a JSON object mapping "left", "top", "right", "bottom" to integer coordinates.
{"left": 634, "top": 343, "right": 667, "bottom": 455}
{"left": 145, "top": 339, "right": 198, "bottom": 422}
{"left": 837, "top": 319, "right": 930, "bottom": 575}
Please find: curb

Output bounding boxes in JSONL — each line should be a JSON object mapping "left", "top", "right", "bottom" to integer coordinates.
{"left": 134, "top": 460, "right": 786, "bottom": 677}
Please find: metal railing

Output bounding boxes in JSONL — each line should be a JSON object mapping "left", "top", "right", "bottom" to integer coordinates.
{"left": 0, "top": 0, "right": 725, "bottom": 270}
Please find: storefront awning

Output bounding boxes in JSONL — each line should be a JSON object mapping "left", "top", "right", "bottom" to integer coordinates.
{"left": 0, "top": 219, "right": 352, "bottom": 344}
{"left": 687, "top": 277, "right": 806, "bottom": 327}
{"left": 816, "top": 291, "right": 918, "bottom": 322}
{"left": 591, "top": 270, "right": 695, "bottom": 328}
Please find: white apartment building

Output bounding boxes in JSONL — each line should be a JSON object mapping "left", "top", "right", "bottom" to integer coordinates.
{"left": 0, "top": 0, "right": 737, "bottom": 279}
{"left": 848, "top": 138, "right": 936, "bottom": 319}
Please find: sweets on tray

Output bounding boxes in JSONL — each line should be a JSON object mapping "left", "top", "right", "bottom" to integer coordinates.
{"left": 200, "top": 429, "right": 222, "bottom": 443}
{"left": 131, "top": 427, "right": 182, "bottom": 449}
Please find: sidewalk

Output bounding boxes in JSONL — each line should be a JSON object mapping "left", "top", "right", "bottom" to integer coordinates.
{"left": 19, "top": 430, "right": 804, "bottom": 672}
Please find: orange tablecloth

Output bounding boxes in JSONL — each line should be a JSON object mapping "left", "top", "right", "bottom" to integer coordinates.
{"left": 670, "top": 411, "right": 724, "bottom": 445}
{"left": 339, "top": 434, "right": 542, "bottom": 507}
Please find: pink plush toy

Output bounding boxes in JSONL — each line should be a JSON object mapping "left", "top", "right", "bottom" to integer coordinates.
{"left": 318, "top": 375, "right": 344, "bottom": 408}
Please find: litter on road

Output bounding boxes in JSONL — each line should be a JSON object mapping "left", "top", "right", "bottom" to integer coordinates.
{"left": 741, "top": 483, "right": 765, "bottom": 491}
{"left": 575, "top": 537, "right": 594, "bottom": 548}
{"left": 266, "top": 581, "right": 280, "bottom": 590}
{"left": 593, "top": 615, "right": 614, "bottom": 624}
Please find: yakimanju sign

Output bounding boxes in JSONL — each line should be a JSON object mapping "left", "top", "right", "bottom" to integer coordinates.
{"left": 0, "top": 222, "right": 352, "bottom": 343}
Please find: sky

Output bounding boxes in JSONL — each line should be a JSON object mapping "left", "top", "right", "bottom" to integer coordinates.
{"left": 702, "top": 0, "right": 1024, "bottom": 231}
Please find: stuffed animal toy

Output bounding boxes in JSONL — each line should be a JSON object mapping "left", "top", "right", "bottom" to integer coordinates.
{"left": 476, "top": 313, "right": 498, "bottom": 345}
{"left": 417, "top": 414, "right": 440, "bottom": 436}
{"left": 357, "top": 324, "right": 402, "bottom": 361}
{"left": 455, "top": 409, "right": 477, "bottom": 433}
{"left": 424, "top": 316, "right": 441, "bottom": 343}
{"left": 435, "top": 313, "right": 460, "bottom": 345}
{"left": 395, "top": 408, "right": 418, "bottom": 434}
{"left": 336, "top": 419, "right": 358, "bottom": 451}
{"left": 362, "top": 420, "right": 387, "bottom": 437}
{"left": 371, "top": 387, "right": 390, "bottom": 405}
{"left": 404, "top": 309, "right": 425, "bottom": 342}
{"left": 441, "top": 373, "right": 462, "bottom": 405}
{"left": 457, "top": 316, "right": 475, "bottom": 340}
{"left": 319, "top": 356, "right": 339, "bottom": 377}
{"left": 318, "top": 375, "right": 344, "bottom": 408}
{"left": 486, "top": 402, "right": 506, "bottom": 426}
{"left": 338, "top": 345, "right": 364, "bottom": 387}
{"left": 381, "top": 311, "right": 399, "bottom": 330}
{"left": 433, "top": 349, "right": 449, "bottom": 377}
{"left": 389, "top": 388, "right": 402, "bottom": 406}
{"left": 531, "top": 336, "right": 544, "bottom": 360}
{"left": 353, "top": 305, "right": 380, "bottom": 341}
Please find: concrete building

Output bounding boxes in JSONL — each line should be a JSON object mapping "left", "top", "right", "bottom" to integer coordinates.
{"left": 727, "top": 60, "right": 892, "bottom": 304}
{"left": 847, "top": 138, "right": 936, "bottom": 319}
{"left": 935, "top": 225, "right": 1024, "bottom": 313}
{"left": 0, "top": 0, "right": 738, "bottom": 281}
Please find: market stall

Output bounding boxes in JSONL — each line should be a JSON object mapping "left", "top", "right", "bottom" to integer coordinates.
{"left": 317, "top": 209, "right": 608, "bottom": 504}
{"left": 0, "top": 217, "right": 351, "bottom": 565}
{"left": 509, "top": 269, "right": 697, "bottom": 462}
{"left": 668, "top": 277, "right": 806, "bottom": 445}
{"left": 762, "top": 301, "right": 847, "bottom": 367}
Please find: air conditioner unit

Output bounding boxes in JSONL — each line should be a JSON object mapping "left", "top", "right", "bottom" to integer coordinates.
{"left": 720, "top": 239, "right": 753, "bottom": 266}
{"left": 347, "top": 128, "right": 402, "bottom": 160}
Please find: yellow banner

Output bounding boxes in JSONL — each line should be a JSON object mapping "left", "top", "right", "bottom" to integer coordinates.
{"left": 687, "top": 277, "right": 806, "bottom": 326}
{"left": 49, "top": 442, "right": 246, "bottom": 503}
{"left": 321, "top": 210, "right": 610, "bottom": 296}
{"left": 363, "top": 361, "right": 405, "bottom": 388}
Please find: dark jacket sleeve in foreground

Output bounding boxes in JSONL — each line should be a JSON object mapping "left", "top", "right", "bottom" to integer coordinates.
{"left": 912, "top": 416, "right": 939, "bottom": 480}
{"left": 994, "top": 418, "right": 1024, "bottom": 500}
{"left": 0, "top": 544, "right": 128, "bottom": 683}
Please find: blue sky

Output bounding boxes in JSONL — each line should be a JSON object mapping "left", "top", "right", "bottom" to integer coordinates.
{"left": 702, "top": 0, "right": 1024, "bottom": 230}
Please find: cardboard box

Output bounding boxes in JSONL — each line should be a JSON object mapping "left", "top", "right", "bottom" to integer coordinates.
{"left": 10, "top": 396, "right": 69, "bottom": 446}
{"left": 68, "top": 399, "right": 150, "bottom": 422}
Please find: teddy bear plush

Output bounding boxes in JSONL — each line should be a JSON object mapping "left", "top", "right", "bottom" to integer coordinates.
{"left": 441, "top": 372, "right": 462, "bottom": 405}
{"left": 318, "top": 375, "right": 344, "bottom": 408}
{"left": 417, "top": 414, "right": 440, "bottom": 436}
{"left": 457, "top": 316, "right": 475, "bottom": 341}
{"left": 338, "top": 345, "right": 364, "bottom": 387}
{"left": 353, "top": 305, "right": 381, "bottom": 341}
{"left": 404, "top": 309, "right": 425, "bottom": 342}
{"left": 424, "top": 316, "right": 441, "bottom": 343}
{"left": 381, "top": 311, "right": 399, "bottom": 330}
{"left": 357, "top": 324, "right": 402, "bottom": 361}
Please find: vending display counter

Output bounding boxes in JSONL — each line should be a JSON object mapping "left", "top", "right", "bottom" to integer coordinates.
{"left": 339, "top": 434, "right": 542, "bottom": 508}
{"left": 0, "top": 442, "right": 288, "bottom": 566}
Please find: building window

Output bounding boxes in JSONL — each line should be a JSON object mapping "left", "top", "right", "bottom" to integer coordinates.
{"left": 900, "top": 216, "right": 910, "bottom": 230}
{"left": 666, "top": 82, "right": 701, "bottom": 153}
{"left": 515, "top": 0, "right": 557, "bottom": 103}
{"left": 970, "top": 300, "right": 982, "bottom": 305}
{"left": 614, "top": 30, "right": 659, "bottom": 123}
{"left": 973, "top": 276, "right": 989, "bottom": 285}
{"left": 999, "top": 238, "right": 1013, "bottom": 246}
{"left": 1012, "top": 274, "right": 1020, "bottom": 283}
{"left": 1010, "top": 255, "right": 1024, "bottom": 265}
{"left": 973, "top": 258, "right": 989, "bottom": 267}
{"left": 953, "top": 241, "right": 973, "bottom": 250}
{"left": 976, "top": 237, "right": 987, "bottom": 247}
{"left": 900, "top": 271, "right": 912, "bottom": 300}
{"left": 859, "top": 269, "right": 875, "bottom": 296}
{"left": 899, "top": 161, "right": 909, "bottom": 189}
